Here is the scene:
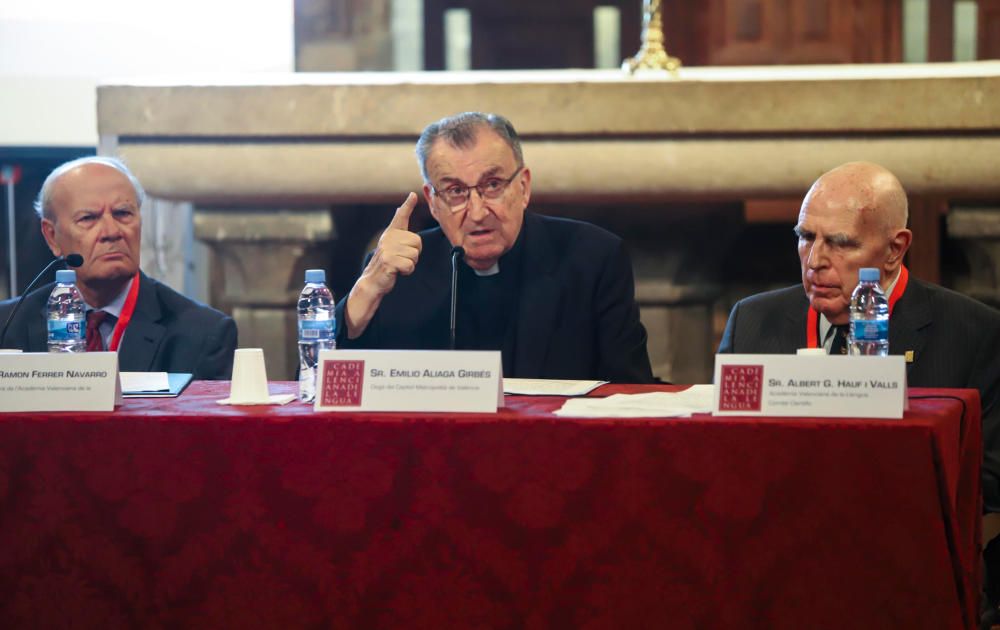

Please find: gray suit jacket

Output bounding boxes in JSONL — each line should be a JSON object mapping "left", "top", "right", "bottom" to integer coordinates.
{"left": 719, "top": 279, "right": 1000, "bottom": 511}
{"left": 0, "top": 271, "right": 237, "bottom": 380}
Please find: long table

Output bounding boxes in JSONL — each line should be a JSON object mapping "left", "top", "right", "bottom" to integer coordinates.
{"left": 0, "top": 383, "right": 981, "bottom": 629}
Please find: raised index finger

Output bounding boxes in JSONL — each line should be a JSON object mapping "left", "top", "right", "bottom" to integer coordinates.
{"left": 387, "top": 192, "right": 418, "bottom": 231}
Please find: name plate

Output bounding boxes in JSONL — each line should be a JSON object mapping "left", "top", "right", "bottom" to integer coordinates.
{"left": 0, "top": 352, "right": 121, "bottom": 412}
{"left": 713, "top": 354, "right": 906, "bottom": 418}
{"left": 315, "top": 350, "right": 503, "bottom": 412}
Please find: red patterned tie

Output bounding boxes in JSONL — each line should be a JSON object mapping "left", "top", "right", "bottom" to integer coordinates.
{"left": 86, "top": 310, "right": 108, "bottom": 352}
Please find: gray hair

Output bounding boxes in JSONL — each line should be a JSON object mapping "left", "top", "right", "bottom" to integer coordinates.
{"left": 34, "top": 156, "right": 145, "bottom": 221}
{"left": 415, "top": 112, "right": 524, "bottom": 182}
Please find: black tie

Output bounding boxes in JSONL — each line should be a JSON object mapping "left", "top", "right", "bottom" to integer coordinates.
{"left": 829, "top": 324, "right": 849, "bottom": 355}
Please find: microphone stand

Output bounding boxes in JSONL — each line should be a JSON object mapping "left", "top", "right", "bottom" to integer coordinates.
{"left": 0, "top": 254, "right": 83, "bottom": 348}
{"left": 449, "top": 246, "right": 464, "bottom": 350}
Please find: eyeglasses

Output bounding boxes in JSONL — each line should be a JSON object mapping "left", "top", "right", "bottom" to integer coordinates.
{"left": 431, "top": 166, "right": 523, "bottom": 212}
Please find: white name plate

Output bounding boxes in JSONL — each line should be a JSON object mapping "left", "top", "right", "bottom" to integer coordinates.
{"left": 0, "top": 352, "right": 121, "bottom": 412}
{"left": 315, "top": 350, "right": 503, "bottom": 413}
{"left": 713, "top": 354, "right": 906, "bottom": 418}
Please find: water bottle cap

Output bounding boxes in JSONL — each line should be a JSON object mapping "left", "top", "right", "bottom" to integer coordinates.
{"left": 858, "top": 268, "right": 880, "bottom": 282}
{"left": 305, "top": 269, "right": 326, "bottom": 283}
{"left": 55, "top": 269, "right": 76, "bottom": 284}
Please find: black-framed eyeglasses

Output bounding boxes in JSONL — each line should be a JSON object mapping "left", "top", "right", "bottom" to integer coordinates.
{"left": 431, "top": 166, "right": 524, "bottom": 212}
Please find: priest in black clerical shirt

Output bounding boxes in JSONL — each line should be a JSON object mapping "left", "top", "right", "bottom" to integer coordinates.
{"left": 334, "top": 112, "right": 653, "bottom": 383}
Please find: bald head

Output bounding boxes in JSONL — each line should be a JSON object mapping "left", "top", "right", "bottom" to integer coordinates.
{"left": 35, "top": 156, "right": 144, "bottom": 222}
{"left": 37, "top": 156, "right": 144, "bottom": 308}
{"left": 804, "top": 161, "right": 909, "bottom": 235}
{"left": 795, "top": 161, "right": 913, "bottom": 324}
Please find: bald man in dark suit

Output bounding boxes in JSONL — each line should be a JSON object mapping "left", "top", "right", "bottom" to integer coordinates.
{"left": 0, "top": 156, "right": 236, "bottom": 379}
{"left": 717, "top": 162, "right": 1000, "bottom": 620}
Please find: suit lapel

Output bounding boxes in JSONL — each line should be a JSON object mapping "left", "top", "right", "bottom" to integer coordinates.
{"left": 513, "top": 214, "right": 560, "bottom": 376}
{"left": 785, "top": 292, "right": 809, "bottom": 352}
{"left": 116, "top": 273, "right": 166, "bottom": 372}
{"left": 889, "top": 278, "right": 931, "bottom": 375}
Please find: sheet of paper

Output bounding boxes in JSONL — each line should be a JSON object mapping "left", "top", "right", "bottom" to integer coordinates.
{"left": 554, "top": 384, "right": 715, "bottom": 418}
{"left": 216, "top": 393, "right": 297, "bottom": 406}
{"left": 120, "top": 372, "right": 170, "bottom": 393}
{"left": 121, "top": 373, "right": 194, "bottom": 398}
{"left": 504, "top": 378, "right": 608, "bottom": 396}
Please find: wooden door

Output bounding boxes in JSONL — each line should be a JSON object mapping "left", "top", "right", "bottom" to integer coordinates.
{"left": 702, "top": 0, "right": 901, "bottom": 65}
{"left": 980, "top": 0, "right": 1000, "bottom": 59}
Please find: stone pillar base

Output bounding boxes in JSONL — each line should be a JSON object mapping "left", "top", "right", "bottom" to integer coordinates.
{"left": 947, "top": 206, "right": 1000, "bottom": 308}
{"left": 231, "top": 307, "right": 298, "bottom": 380}
{"left": 636, "top": 283, "right": 721, "bottom": 384}
{"left": 555, "top": 202, "right": 743, "bottom": 384}
{"left": 194, "top": 208, "right": 335, "bottom": 379}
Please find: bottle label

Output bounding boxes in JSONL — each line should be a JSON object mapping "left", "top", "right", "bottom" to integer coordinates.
{"left": 850, "top": 318, "right": 888, "bottom": 342}
{"left": 299, "top": 319, "right": 335, "bottom": 341}
{"left": 48, "top": 319, "right": 85, "bottom": 341}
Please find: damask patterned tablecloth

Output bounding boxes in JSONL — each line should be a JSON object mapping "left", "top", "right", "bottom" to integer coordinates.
{"left": 0, "top": 382, "right": 980, "bottom": 629}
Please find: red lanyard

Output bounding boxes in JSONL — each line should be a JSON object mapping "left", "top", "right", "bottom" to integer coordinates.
{"left": 806, "top": 265, "right": 909, "bottom": 348}
{"left": 108, "top": 272, "right": 140, "bottom": 352}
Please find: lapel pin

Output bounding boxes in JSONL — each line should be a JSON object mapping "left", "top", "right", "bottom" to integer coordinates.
{"left": 904, "top": 350, "right": 914, "bottom": 363}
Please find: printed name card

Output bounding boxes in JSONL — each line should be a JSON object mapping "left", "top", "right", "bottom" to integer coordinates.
{"left": 314, "top": 350, "right": 503, "bottom": 413}
{"left": 0, "top": 352, "right": 121, "bottom": 412}
{"left": 713, "top": 354, "right": 906, "bottom": 418}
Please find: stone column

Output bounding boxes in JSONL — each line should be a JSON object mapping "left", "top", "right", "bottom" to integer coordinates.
{"left": 946, "top": 206, "right": 1000, "bottom": 309}
{"left": 636, "top": 281, "right": 723, "bottom": 385}
{"left": 629, "top": 206, "right": 744, "bottom": 384}
{"left": 540, "top": 202, "right": 743, "bottom": 384}
{"left": 139, "top": 197, "right": 195, "bottom": 295}
{"left": 194, "top": 208, "right": 335, "bottom": 380}
{"left": 295, "top": 0, "right": 394, "bottom": 71}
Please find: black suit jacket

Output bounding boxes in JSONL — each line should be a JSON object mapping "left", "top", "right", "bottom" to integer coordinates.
{"left": 0, "top": 272, "right": 237, "bottom": 380}
{"left": 719, "top": 279, "right": 1000, "bottom": 510}
{"left": 336, "top": 213, "right": 654, "bottom": 383}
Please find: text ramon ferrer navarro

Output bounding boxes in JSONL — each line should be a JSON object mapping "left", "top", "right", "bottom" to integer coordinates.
{"left": 0, "top": 370, "right": 110, "bottom": 379}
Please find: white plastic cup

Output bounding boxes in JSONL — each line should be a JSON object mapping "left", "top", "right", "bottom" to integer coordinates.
{"left": 229, "top": 348, "right": 270, "bottom": 403}
{"left": 796, "top": 348, "right": 826, "bottom": 356}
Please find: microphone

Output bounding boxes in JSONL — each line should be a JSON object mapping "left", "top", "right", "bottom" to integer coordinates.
{"left": 0, "top": 254, "right": 84, "bottom": 348}
{"left": 449, "top": 246, "right": 464, "bottom": 350}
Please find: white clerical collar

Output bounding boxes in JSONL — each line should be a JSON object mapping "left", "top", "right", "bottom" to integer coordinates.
{"left": 473, "top": 263, "right": 500, "bottom": 277}
{"left": 818, "top": 268, "right": 901, "bottom": 350}
{"left": 83, "top": 275, "right": 134, "bottom": 319}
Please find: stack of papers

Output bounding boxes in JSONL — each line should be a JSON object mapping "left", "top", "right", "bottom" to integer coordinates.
{"left": 554, "top": 384, "right": 715, "bottom": 418}
{"left": 120, "top": 372, "right": 193, "bottom": 398}
{"left": 503, "top": 378, "right": 607, "bottom": 396}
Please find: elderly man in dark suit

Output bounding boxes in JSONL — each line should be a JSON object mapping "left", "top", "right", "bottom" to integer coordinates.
{"left": 334, "top": 112, "right": 653, "bottom": 383}
{"left": 0, "top": 156, "right": 236, "bottom": 379}
{"left": 718, "top": 161, "right": 1000, "bottom": 620}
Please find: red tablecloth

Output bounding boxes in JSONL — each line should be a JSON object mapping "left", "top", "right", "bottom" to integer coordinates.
{"left": 0, "top": 383, "right": 981, "bottom": 629}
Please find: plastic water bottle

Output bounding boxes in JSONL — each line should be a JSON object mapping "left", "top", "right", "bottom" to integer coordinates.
{"left": 849, "top": 267, "right": 889, "bottom": 356}
{"left": 47, "top": 269, "right": 86, "bottom": 353}
{"left": 298, "top": 269, "right": 336, "bottom": 402}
